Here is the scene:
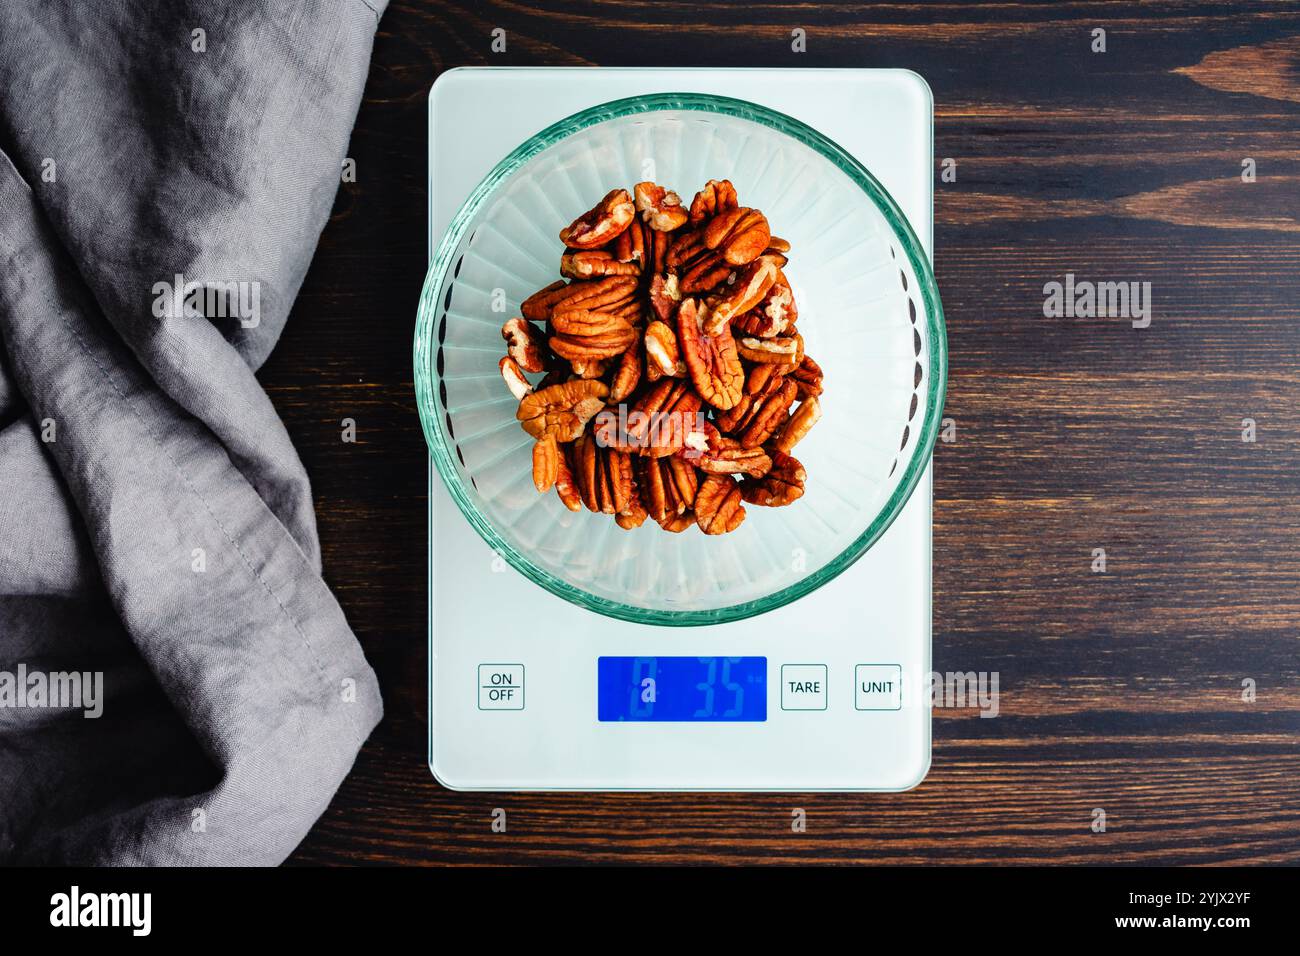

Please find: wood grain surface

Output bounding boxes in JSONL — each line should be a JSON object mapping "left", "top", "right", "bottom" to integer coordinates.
{"left": 277, "top": 1, "right": 1300, "bottom": 864}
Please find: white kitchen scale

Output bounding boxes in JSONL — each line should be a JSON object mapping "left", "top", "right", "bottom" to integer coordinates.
{"left": 427, "top": 68, "right": 934, "bottom": 791}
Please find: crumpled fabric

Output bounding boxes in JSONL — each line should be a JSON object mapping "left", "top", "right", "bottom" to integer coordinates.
{"left": 0, "top": 0, "right": 386, "bottom": 865}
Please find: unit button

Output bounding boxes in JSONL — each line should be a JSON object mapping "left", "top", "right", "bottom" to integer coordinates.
{"left": 781, "top": 664, "right": 827, "bottom": 711}
{"left": 855, "top": 665, "right": 902, "bottom": 710}
{"left": 478, "top": 664, "right": 525, "bottom": 710}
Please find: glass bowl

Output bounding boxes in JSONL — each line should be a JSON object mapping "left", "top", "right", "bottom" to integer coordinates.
{"left": 415, "top": 92, "right": 946, "bottom": 626}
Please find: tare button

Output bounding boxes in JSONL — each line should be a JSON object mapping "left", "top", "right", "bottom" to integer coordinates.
{"left": 855, "top": 665, "right": 902, "bottom": 710}
{"left": 478, "top": 664, "right": 525, "bottom": 710}
{"left": 781, "top": 664, "right": 827, "bottom": 711}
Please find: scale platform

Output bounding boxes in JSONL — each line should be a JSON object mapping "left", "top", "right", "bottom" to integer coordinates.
{"left": 427, "top": 67, "right": 933, "bottom": 791}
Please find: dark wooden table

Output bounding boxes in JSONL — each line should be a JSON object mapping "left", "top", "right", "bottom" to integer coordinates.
{"left": 280, "top": 2, "right": 1300, "bottom": 864}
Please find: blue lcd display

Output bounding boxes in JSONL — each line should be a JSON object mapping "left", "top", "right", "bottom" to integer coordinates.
{"left": 598, "top": 657, "right": 767, "bottom": 722}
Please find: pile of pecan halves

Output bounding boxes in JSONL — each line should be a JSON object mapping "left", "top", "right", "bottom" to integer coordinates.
{"left": 498, "top": 179, "right": 823, "bottom": 535}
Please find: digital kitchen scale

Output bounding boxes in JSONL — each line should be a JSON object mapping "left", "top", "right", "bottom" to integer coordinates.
{"left": 427, "top": 67, "right": 934, "bottom": 791}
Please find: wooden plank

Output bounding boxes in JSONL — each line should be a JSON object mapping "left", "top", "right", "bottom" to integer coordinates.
{"left": 273, "top": 2, "right": 1300, "bottom": 864}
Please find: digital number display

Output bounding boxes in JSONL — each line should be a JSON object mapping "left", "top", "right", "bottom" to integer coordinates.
{"left": 598, "top": 657, "right": 767, "bottom": 722}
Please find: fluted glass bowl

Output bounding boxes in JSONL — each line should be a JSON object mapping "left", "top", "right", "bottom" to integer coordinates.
{"left": 415, "top": 93, "right": 946, "bottom": 626}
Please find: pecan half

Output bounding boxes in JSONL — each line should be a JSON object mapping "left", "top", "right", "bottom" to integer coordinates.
{"left": 739, "top": 451, "right": 805, "bottom": 507}
{"left": 790, "top": 353, "right": 824, "bottom": 399}
{"left": 602, "top": 447, "right": 635, "bottom": 515}
{"left": 707, "top": 256, "right": 779, "bottom": 333}
{"left": 573, "top": 433, "right": 600, "bottom": 512}
{"left": 501, "top": 317, "right": 548, "bottom": 372}
{"left": 734, "top": 270, "right": 797, "bottom": 339}
{"left": 570, "top": 356, "right": 609, "bottom": 379}
{"left": 689, "top": 179, "right": 739, "bottom": 224}
{"left": 644, "top": 320, "right": 686, "bottom": 377}
{"left": 562, "top": 276, "right": 639, "bottom": 311}
{"left": 649, "top": 273, "right": 682, "bottom": 324}
{"left": 703, "top": 207, "right": 771, "bottom": 266}
{"left": 608, "top": 345, "right": 642, "bottom": 403}
{"left": 499, "top": 356, "right": 533, "bottom": 401}
{"left": 619, "top": 225, "right": 672, "bottom": 276}
{"left": 694, "top": 474, "right": 746, "bottom": 535}
{"left": 572, "top": 435, "right": 633, "bottom": 514}
{"left": 639, "top": 455, "right": 699, "bottom": 524}
{"left": 659, "top": 511, "right": 694, "bottom": 533}
{"left": 549, "top": 309, "right": 638, "bottom": 361}
{"left": 737, "top": 333, "right": 800, "bottom": 366}
{"left": 677, "top": 419, "right": 719, "bottom": 464}
{"left": 561, "top": 250, "right": 640, "bottom": 280}
{"left": 521, "top": 280, "right": 570, "bottom": 322}
{"left": 677, "top": 298, "right": 744, "bottom": 410}
{"left": 532, "top": 435, "right": 560, "bottom": 493}
{"left": 559, "top": 188, "right": 635, "bottom": 249}
{"left": 627, "top": 378, "right": 703, "bottom": 457}
{"left": 716, "top": 370, "right": 797, "bottom": 449}
{"left": 554, "top": 443, "right": 582, "bottom": 511}
{"left": 697, "top": 437, "right": 772, "bottom": 478}
{"left": 634, "top": 181, "right": 689, "bottom": 232}
{"left": 613, "top": 220, "right": 646, "bottom": 268}
{"left": 517, "top": 379, "right": 609, "bottom": 441}
{"left": 525, "top": 276, "right": 638, "bottom": 321}
{"left": 665, "top": 231, "right": 730, "bottom": 293}
{"left": 771, "top": 395, "right": 821, "bottom": 454}
{"left": 615, "top": 486, "right": 649, "bottom": 529}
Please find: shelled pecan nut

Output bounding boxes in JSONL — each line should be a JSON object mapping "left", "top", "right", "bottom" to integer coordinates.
{"left": 614, "top": 485, "right": 649, "bottom": 529}
{"left": 554, "top": 442, "right": 582, "bottom": 511}
{"left": 521, "top": 280, "right": 570, "bottom": 322}
{"left": 549, "top": 309, "right": 638, "bottom": 361}
{"left": 627, "top": 378, "right": 703, "bottom": 457}
{"left": 689, "top": 179, "right": 739, "bottom": 224}
{"left": 703, "top": 207, "right": 771, "bottom": 266}
{"left": 649, "top": 273, "right": 682, "bottom": 324}
{"left": 733, "top": 270, "right": 797, "bottom": 339}
{"left": 707, "top": 255, "right": 780, "bottom": 332}
{"left": 790, "top": 353, "right": 824, "bottom": 399}
{"left": 634, "top": 181, "right": 689, "bottom": 232}
{"left": 644, "top": 320, "right": 686, "bottom": 377}
{"left": 517, "top": 379, "right": 609, "bottom": 441}
{"left": 608, "top": 346, "right": 643, "bottom": 403}
{"left": 771, "top": 395, "right": 821, "bottom": 454}
{"left": 532, "top": 435, "right": 560, "bottom": 493}
{"left": 694, "top": 473, "right": 747, "bottom": 535}
{"left": 561, "top": 250, "right": 640, "bottom": 280}
{"left": 559, "top": 188, "right": 635, "bottom": 249}
{"left": 499, "top": 356, "right": 533, "bottom": 402}
{"left": 715, "top": 368, "right": 797, "bottom": 448}
{"left": 736, "top": 333, "right": 800, "bottom": 366}
{"left": 697, "top": 437, "right": 772, "bottom": 479}
{"left": 501, "top": 317, "right": 548, "bottom": 373}
{"left": 665, "top": 231, "right": 730, "bottom": 293}
{"left": 677, "top": 298, "right": 744, "bottom": 410}
{"left": 639, "top": 455, "right": 699, "bottom": 524}
{"left": 739, "top": 451, "right": 805, "bottom": 507}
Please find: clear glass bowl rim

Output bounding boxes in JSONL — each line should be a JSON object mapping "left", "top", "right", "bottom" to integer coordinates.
{"left": 415, "top": 91, "right": 948, "bottom": 627}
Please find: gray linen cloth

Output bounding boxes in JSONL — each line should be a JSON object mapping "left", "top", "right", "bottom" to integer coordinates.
{"left": 0, "top": 0, "right": 386, "bottom": 864}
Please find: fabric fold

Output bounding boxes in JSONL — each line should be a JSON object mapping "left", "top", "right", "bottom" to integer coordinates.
{"left": 0, "top": 0, "right": 387, "bottom": 864}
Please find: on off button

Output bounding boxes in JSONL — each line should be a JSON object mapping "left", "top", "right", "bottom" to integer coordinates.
{"left": 478, "top": 664, "right": 524, "bottom": 710}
